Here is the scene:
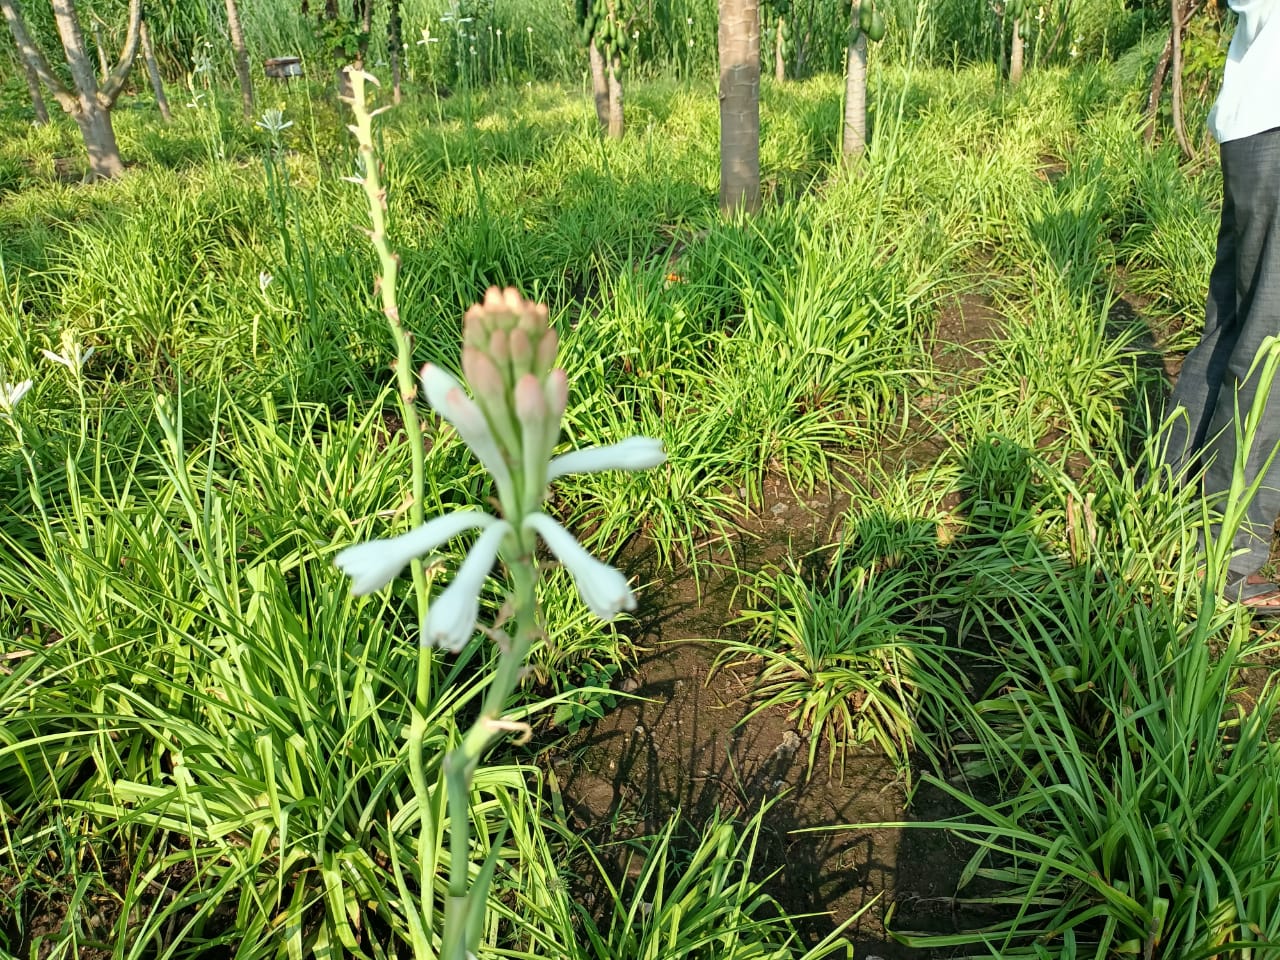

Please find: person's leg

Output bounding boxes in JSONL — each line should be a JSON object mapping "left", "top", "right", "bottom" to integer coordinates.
{"left": 1163, "top": 149, "right": 1240, "bottom": 476}
{"left": 1199, "top": 127, "right": 1280, "bottom": 586}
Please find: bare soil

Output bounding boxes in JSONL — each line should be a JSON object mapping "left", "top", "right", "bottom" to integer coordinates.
{"left": 546, "top": 289, "right": 1016, "bottom": 955}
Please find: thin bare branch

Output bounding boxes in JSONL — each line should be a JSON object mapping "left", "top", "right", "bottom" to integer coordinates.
{"left": 98, "top": 0, "right": 142, "bottom": 106}
{"left": 0, "top": 0, "right": 75, "bottom": 110}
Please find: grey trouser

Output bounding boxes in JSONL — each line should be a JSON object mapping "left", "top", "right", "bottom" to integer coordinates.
{"left": 1164, "top": 126, "right": 1280, "bottom": 581}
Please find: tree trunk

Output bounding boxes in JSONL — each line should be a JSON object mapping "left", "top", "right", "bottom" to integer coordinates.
{"left": 139, "top": 19, "right": 170, "bottom": 121}
{"left": 1171, "top": 0, "right": 1191, "bottom": 158}
{"left": 1144, "top": 32, "right": 1173, "bottom": 145}
{"left": 606, "top": 52, "right": 624, "bottom": 138}
{"left": 1009, "top": 17, "right": 1024, "bottom": 84}
{"left": 22, "top": 58, "right": 48, "bottom": 124}
{"left": 1042, "top": 0, "right": 1073, "bottom": 62}
{"left": 389, "top": 0, "right": 403, "bottom": 103}
{"left": 588, "top": 37, "right": 609, "bottom": 133}
{"left": 72, "top": 95, "right": 125, "bottom": 179}
{"left": 774, "top": 15, "right": 785, "bottom": 81}
{"left": 354, "top": 0, "right": 373, "bottom": 68}
{"left": 842, "top": 13, "right": 867, "bottom": 163}
{"left": 224, "top": 0, "right": 253, "bottom": 120}
{"left": 793, "top": 0, "right": 814, "bottom": 77}
{"left": 52, "top": 0, "right": 123, "bottom": 179}
{"left": 4, "top": 0, "right": 141, "bottom": 179}
{"left": 718, "top": 0, "right": 760, "bottom": 215}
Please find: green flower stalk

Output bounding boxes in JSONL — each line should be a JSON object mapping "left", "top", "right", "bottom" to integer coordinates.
{"left": 335, "top": 71, "right": 664, "bottom": 960}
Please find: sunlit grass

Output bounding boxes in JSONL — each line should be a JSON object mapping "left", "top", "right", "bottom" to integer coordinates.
{"left": 2, "top": 54, "right": 1259, "bottom": 959}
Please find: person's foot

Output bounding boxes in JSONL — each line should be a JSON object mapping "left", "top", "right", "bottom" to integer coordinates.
{"left": 1226, "top": 571, "right": 1280, "bottom": 615}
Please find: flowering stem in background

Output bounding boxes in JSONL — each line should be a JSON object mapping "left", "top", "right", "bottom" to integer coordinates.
{"left": 344, "top": 69, "right": 441, "bottom": 951}
{"left": 346, "top": 69, "right": 433, "bottom": 695}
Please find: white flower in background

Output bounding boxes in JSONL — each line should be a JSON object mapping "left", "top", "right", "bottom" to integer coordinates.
{"left": 259, "top": 270, "right": 273, "bottom": 292}
{"left": 335, "top": 287, "right": 665, "bottom": 651}
{"left": 0, "top": 379, "right": 32, "bottom": 415}
{"left": 41, "top": 335, "right": 95, "bottom": 373}
{"left": 255, "top": 108, "right": 293, "bottom": 136}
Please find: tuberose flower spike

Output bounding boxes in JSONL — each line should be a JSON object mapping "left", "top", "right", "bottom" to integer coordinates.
{"left": 336, "top": 286, "right": 666, "bottom": 644}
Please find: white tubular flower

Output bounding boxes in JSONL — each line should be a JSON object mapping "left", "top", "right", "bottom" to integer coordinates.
{"left": 524, "top": 512, "right": 635, "bottom": 620}
{"left": 335, "top": 509, "right": 498, "bottom": 595}
{"left": 421, "top": 363, "right": 513, "bottom": 490}
{"left": 423, "top": 520, "right": 512, "bottom": 651}
{"left": 547, "top": 437, "right": 666, "bottom": 482}
{"left": 0, "top": 379, "right": 33, "bottom": 413}
{"left": 41, "top": 345, "right": 95, "bottom": 372}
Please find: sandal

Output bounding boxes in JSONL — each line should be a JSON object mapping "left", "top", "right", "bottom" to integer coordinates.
{"left": 1225, "top": 571, "right": 1280, "bottom": 615}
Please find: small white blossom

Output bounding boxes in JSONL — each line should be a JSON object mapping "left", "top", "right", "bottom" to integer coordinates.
{"left": 336, "top": 509, "right": 499, "bottom": 595}
{"left": 423, "top": 520, "right": 512, "bottom": 650}
{"left": 259, "top": 271, "right": 273, "bottom": 292}
{"left": 421, "top": 364, "right": 514, "bottom": 492}
{"left": 255, "top": 108, "right": 294, "bottom": 135}
{"left": 547, "top": 437, "right": 665, "bottom": 481}
{"left": 0, "top": 379, "right": 32, "bottom": 413}
{"left": 41, "top": 343, "right": 94, "bottom": 373}
{"left": 523, "top": 512, "right": 635, "bottom": 620}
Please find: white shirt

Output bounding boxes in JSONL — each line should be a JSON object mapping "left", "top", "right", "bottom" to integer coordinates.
{"left": 1209, "top": 0, "right": 1280, "bottom": 143}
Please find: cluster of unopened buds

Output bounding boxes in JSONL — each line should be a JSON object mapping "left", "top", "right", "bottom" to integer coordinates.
{"left": 335, "top": 287, "right": 664, "bottom": 647}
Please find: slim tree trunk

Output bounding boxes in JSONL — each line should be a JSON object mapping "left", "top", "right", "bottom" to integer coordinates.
{"left": 389, "top": 0, "right": 403, "bottom": 103}
{"left": 52, "top": 0, "right": 126, "bottom": 178}
{"left": 774, "top": 15, "right": 785, "bottom": 81}
{"left": 22, "top": 58, "right": 48, "bottom": 124}
{"left": 224, "top": 0, "right": 253, "bottom": 120}
{"left": 606, "top": 52, "right": 624, "bottom": 138}
{"left": 1042, "top": 0, "right": 1073, "bottom": 61}
{"left": 1144, "top": 32, "right": 1173, "bottom": 145}
{"left": 353, "top": 0, "right": 373, "bottom": 68}
{"left": 1009, "top": 17, "right": 1024, "bottom": 84}
{"left": 139, "top": 19, "right": 170, "bottom": 121}
{"left": 842, "top": 11, "right": 867, "bottom": 163}
{"left": 718, "top": 0, "right": 760, "bottom": 215}
{"left": 588, "top": 37, "right": 609, "bottom": 133}
{"left": 91, "top": 17, "right": 108, "bottom": 75}
{"left": 1170, "top": 0, "right": 1192, "bottom": 158}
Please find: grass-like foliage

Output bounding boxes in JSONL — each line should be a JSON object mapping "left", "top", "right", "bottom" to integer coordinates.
{"left": 0, "top": 39, "right": 1262, "bottom": 960}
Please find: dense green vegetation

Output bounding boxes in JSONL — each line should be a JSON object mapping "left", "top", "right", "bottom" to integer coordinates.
{"left": 4, "top": 1, "right": 1277, "bottom": 957}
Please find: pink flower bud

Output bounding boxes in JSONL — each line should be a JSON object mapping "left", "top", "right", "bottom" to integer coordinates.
{"left": 487, "top": 330, "right": 510, "bottom": 370}
{"left": 509, "top": 327, "right": 533, "bottom": 374}
{"left": 536, "top": 327, "right": 559, "bottom": 373}
{"left": 544, "top": 368, "right": 568, "bottom": 421}
{"left": 462, "top": 345, "right": 505, "bottom": 401}
{"left": 514, "top": 373, "right": 547, "bottom": 426}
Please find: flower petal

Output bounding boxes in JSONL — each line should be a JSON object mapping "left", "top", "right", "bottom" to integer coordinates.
{"left": 41, "top": 349, "right": 73, "bottom": 371}
{"left": 523, "top": 512, "right": 636, "bottom": 620}
{"left": 546, "top": 437, "right": 666, "bottom": 482}
{"left": 420, "top": 363, "right": 513, "bottom": 491}
{"left": 336, "top": 509, "right": 497, "bottom": 595}
{"left": 423, "top": 520, "right": 512, "bottom": 651}
{"left": 1, "top": 379, "right": 33, "bottom": 410}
